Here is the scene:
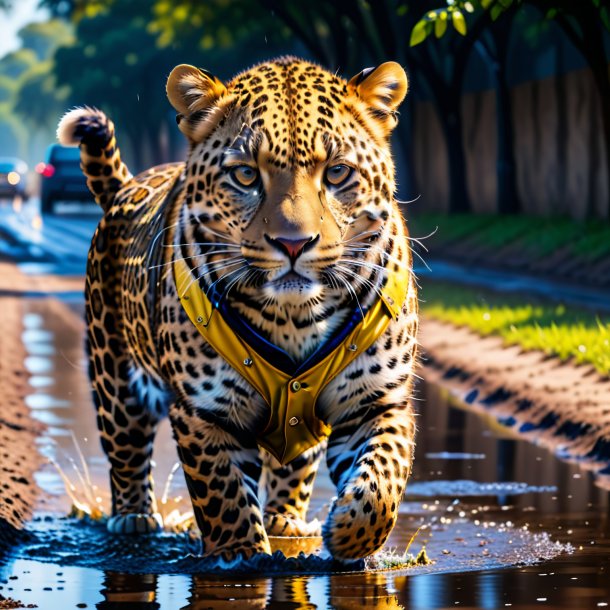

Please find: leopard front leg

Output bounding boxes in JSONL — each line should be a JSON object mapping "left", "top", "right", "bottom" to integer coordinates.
{"left": 262, "top": 442, "right": 325, "bottom": 537}
{"left": 170, "top": 401, "right": 271, "bottom": 560}
{"left": 323, "top": 406, "right": 415, "bottom": 560}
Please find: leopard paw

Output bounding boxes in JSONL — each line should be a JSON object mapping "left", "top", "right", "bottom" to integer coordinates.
{"left": 107, "top": 512, "right": 163, "bottom": 534}
{"left": 264, "top": 512, "right": 321, "bottom": 537}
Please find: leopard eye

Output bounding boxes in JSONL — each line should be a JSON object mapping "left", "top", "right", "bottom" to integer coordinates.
{"left": 325, "top": 164, "right": 353, "bottom": 186}
{"left": 230, "top": 165, "right": 259, "bottom": 187}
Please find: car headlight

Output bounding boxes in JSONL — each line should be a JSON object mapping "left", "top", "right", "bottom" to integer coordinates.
{"left": 7, "top": 172, "right": 21, "bottom": 185}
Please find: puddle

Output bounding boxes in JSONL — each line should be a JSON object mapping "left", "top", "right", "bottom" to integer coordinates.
{"left": 1, "top": 297, "right": 608, "bottom": 608}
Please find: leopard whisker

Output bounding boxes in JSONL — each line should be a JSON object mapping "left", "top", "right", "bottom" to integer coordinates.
{"left": 215, "top": 267, "right": 251, "bottom": 305}
{"left": 342, "top": 229, "right": 382, "bottom": 245}
{"left": 149, "top": 251, "right": 242, "bottom": 270}
{"left": 329, "top": 269, "right": 365, "bottom": 321}
{"left": 178, "top": 260, "right": 246, "bottom": 298}
{"left": 335, "top": 264, "right": 385, "bottom": 301}
{"left": 394, "top": 194, "right": 422, "bottom": 205}
{"left": 187, "top": 216, "right": 238, "bottom": 245}
{"left": 202, "top": 262, "right": 249, "bottom": 302}
{"left": 342, "top": 245, "right": 405, "bottom": 268}
{"left": 166, "top": 242, "right": 241, "bottom": 249}
{"left": 405, "top": 228, "right": 438, "bottom": 253}
{"left": 149, "top": 221, "right": 180, "bottom": 255}
{"left": 194, "top": 258, "right": 247, "bottom": 278}
{"left": 338, "top": 257, "right": 391, "bottom": 275}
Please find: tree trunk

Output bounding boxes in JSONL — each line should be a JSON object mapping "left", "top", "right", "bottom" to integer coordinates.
{"left": 553, "top": 6, "right": 610, "bottom": 217}
{"left": 495, "top": 66, "right": 520, "bottom": 214}
{"left": 440, "top": 108, "right": 471, "bottom": 213}
{"left": 394, "top": 105, "right": 416, "bottom": 202}
{"left": 588, "top": 57, "right": 610, "bottom": 218}
{"left": 487, "top": 15, "right": 520, "bottom": 214}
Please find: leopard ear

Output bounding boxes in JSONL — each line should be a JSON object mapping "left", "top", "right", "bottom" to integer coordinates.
{"left": 348, "top": 62, "right": 408, "bottom": 134}
{"left": 166, "top": 64, "right": 227, "bottom": 116}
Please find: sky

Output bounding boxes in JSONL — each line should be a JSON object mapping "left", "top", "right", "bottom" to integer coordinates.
{"left": 0, "top": 0, "right": 49, "bottom": 57}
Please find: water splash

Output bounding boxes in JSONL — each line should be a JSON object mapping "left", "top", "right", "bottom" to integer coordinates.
{"left": 48, "top": 435, "right": 194, "bottom": 532}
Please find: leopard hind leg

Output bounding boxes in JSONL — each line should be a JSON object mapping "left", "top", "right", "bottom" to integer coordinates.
{"left": 88, "top": 330, "right": 168, "bottom": 534}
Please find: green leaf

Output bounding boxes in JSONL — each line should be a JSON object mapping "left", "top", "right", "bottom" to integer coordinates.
{"left": 435, "top": 13, "right": 448, "bottom": 37}
{"left": 490, "top": 4, "right": 504, "bottom": 20}
{"left": 546, "top": 8, "right": 557, "bottom": 19}
{"left": 480, "top": 0, "right": 493, "bottom": 8}
{"left": 601, "top": 6, "right": 610, "bottom": 32}
{"left": 410, "top": 19, "right": 431, "bottom": 46}
{"left": 452, "top": 11, "right": 467, "bottom": 35}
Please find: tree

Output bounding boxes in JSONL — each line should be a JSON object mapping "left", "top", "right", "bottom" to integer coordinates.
{"left": 418, "top": 0, "right": 610, "bottom": 214}
{"left": 14, "top": 62, "right": 70, "bottom": 130}
{"left": 0, "top": 49, "right": 37, "bottom": 79}
{"left": 0, "top": 76, "right": 16, "bottom": 104}
{"left": 411, "top": 2, "right": 521, "bottom": 213}
{"left": 17, "top": 19, "right": 73, "bottom": 61}
{"left": 52, "top": 0, "right": 289, "bottom": 170}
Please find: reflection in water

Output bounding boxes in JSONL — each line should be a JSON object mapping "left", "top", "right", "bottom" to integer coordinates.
{"left": 185, "top": 575, "right": 270, "bottom": 609}
{"left": 94, "top": 571, "right": 407, "bottom": 610}
{"left": 98, "top": 572, "right": 158, "bottom": 608}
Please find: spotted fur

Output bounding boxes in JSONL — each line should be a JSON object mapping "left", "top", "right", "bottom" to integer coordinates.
{"left": 59, "top": 57, "right": 418, "bottom": 562}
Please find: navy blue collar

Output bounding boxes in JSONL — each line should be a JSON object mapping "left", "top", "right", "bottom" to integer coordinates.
{"left": 204, "top": 278, "right": 366, "bottom": 378}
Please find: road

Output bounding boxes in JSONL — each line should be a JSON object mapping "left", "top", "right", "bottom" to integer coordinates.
{"left": 0, "top": 197, "right": 100, "bottom": 277}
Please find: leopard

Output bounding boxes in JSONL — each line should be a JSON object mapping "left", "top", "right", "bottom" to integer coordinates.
{"left": 57, "top": 56, "right": 419, "bottom": 563}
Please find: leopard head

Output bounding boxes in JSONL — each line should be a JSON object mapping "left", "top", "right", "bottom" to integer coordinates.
{"left": 167, "top": 57, "right": 408, "bottom": 313}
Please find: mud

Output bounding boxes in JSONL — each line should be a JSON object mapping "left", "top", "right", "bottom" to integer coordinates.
{"left": 0, "top": 293, "right": 44, "bottom": 537}
{"left": 421, "top": 317, "right": 610, "bottom": 489}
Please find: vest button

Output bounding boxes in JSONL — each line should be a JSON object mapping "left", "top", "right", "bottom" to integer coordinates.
{"left": 289, "top": 416, "right": 300, "bottom": 426}
{"left": 290, "top": 380, "right": 301, "bottom": 392}
{"left": 243, "top": 358, "right": 253, "bottom": 367}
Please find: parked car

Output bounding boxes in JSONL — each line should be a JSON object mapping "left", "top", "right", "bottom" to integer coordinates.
{"left": 37, "top": 144, "right": 91, "bottom": 214}
{"left": 0, "top": 157, "right": 28, "bottom": 201}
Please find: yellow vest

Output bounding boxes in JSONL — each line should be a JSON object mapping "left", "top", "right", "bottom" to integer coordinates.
{"left": 173, "top": 257, "right": 410, "bottom": 465}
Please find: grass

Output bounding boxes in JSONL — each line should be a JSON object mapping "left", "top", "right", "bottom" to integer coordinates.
{"left": 421, "top": 281, "right": 610, "bottom": 375}
{"left": 409, "top": 213, "right": 610, "bottom": 261}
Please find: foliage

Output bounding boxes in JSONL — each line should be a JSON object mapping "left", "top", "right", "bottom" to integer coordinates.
{"left": 52, "top": 0, "right": 178, "bottom": 167}
{"left": 0, "top": 49, "right": 37, "bottom": 79}
{"left": 14, "top": 61, "right": 70, "bottom": 129}
{"left": 149, "top": 0, "right": 287, "bottom": 52}
{"left": 0, "top": 75, "right": 16, "bottom": 103}
{"left": 38, "top": 0, "right": 110, "bottom": 20}
{"left": 49, "top": 0, "right": 292, "bottom": 169}
{"left": 17, "top": 19, "right": 74, "bottom": 60}
{"left": 410, "top": 2, "right": 475, "bottom": 46}
{"left": 410, "top": 0, "right": 610, "bottom": 44}
{"left": 422, "top": 281, "right": 610, "bottom": 374}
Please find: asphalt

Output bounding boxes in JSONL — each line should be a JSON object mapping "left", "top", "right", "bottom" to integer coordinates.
{"left": 416, "top": 259, "right": 610, "bottom": 314}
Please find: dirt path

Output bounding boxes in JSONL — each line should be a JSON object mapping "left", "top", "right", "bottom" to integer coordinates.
{"left": 421, "top": 317, "right": 610, "bottom": 487}
{"left": 0, "top": 294, "right": 43, "bottom": 539}
{"left": 0, "top": 263, "right": 84, "bottom": 541}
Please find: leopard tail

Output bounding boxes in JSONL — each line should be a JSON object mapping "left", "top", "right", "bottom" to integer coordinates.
{"left": 56, "top": 107, "right": 132, "bottom": 212}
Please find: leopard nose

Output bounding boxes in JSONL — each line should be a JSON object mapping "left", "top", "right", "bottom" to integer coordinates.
{"left": 265, "top": 234, "right": 319, "bottom": 262}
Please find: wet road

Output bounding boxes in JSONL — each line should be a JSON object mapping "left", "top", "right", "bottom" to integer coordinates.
{"left": 0, "top": 293, "right": 607, "bottom": 608}
{"left": 0, "top": 206, "right": 608, "bottom": 608}
{"left": 0, "top": 199, "right": 99, "bottom": 277}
